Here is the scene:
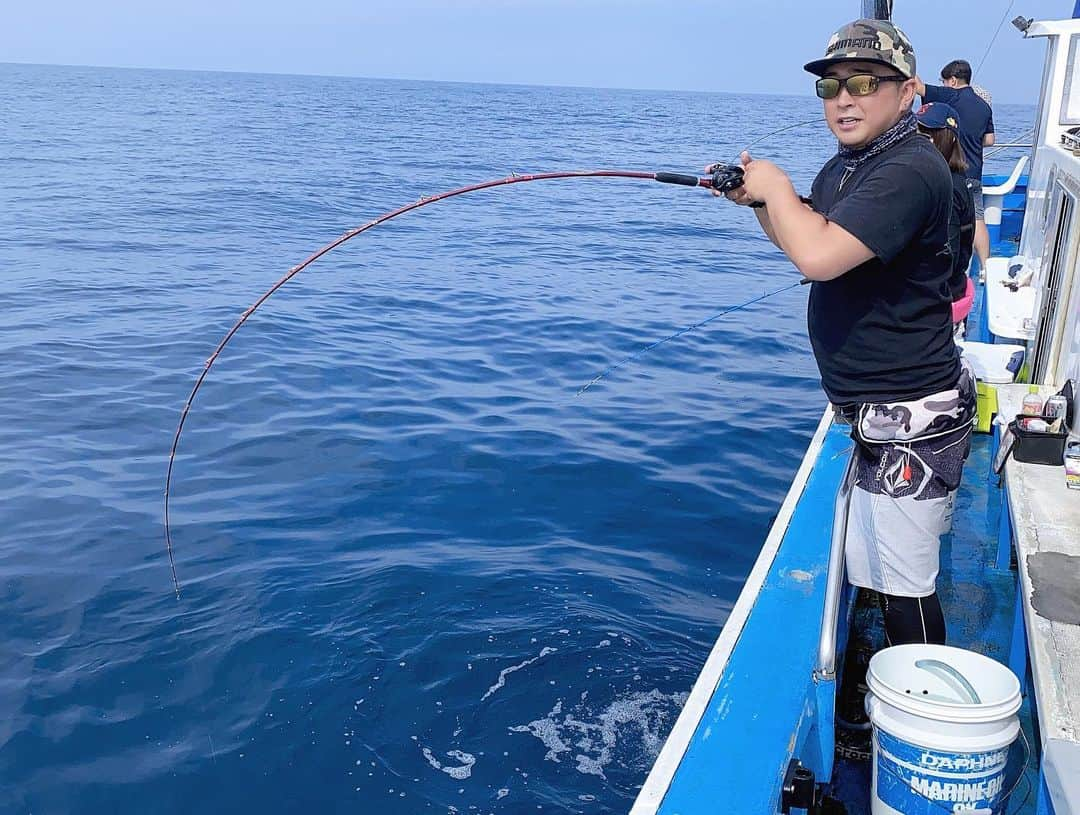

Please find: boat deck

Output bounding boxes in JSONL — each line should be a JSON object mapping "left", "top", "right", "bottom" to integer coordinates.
{"left": 999, "top": 384, "right": 1080, "bottom": 813}
{"left": 638, "top": 420, "right": 1045, "bottom": 815}
{"left": 827, "top": 254, "right": 1046, "bottom": 814}
{"left": 633, "top": 174, "right": 1077, "bottom": 812}
{"left": 828, "top": 431, "right": 1041, "bottom": 815}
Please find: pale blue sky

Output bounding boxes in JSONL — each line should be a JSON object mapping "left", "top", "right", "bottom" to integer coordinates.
{"left": 2, "top": 1, "right": 1070, "bottom": 104}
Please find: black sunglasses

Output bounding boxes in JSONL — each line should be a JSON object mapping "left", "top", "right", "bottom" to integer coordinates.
{"left": 815, "top": 74, "right": 907, "bottom": 99}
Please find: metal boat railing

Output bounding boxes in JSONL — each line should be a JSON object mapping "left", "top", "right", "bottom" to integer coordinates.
{"left": 987, "top": 142, "right": 1035, "bottom": 153}
{"left": 861, "top": 0, "right": 893, "bottom": 20}
{"left": 815, "top": 443, "right": 856, "bottom": 681}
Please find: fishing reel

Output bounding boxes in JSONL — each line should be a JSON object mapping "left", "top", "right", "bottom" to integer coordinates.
{"left": 711, "top": 163, "right": 765, "bottom": 208}
{"left": 710, "top": 163, "right": 746, "bottom": 193}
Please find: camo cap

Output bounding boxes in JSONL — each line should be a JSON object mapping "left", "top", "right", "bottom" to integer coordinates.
{"left": 804, "top": 19, "right": 916, "bottom": 79}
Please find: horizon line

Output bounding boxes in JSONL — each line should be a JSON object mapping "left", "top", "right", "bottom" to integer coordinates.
{"left": 0, "top": 60, "right": 1037, "bottom": 107}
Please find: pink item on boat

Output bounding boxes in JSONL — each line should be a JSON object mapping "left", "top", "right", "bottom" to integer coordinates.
{"left": 952, "top": 277, "right": 975, "bottom": 324}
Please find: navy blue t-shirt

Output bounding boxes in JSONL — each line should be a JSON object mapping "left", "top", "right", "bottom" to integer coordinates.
{"left": 808, "top": 132, "right": 960, "bottom": 405}
{"left": 922, "top": 85, "right": 994, "bottom": 180}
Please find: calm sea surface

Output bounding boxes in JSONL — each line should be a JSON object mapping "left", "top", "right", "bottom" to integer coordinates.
{"left": 0, "top": 63, "right": 1034, "bottom": 814}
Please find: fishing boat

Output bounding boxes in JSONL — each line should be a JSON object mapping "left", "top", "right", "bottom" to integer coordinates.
{"left": 631, "top": 5, "right": 1080, "bottom": 814}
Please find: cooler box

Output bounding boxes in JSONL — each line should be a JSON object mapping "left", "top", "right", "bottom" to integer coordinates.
{"left": 959, "top": 341, "right": 1025, "bottom": 433}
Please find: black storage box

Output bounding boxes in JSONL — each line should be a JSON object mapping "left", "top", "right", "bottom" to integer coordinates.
{"left": 1009, "top": 415, "right": 1069, "bottom": 465}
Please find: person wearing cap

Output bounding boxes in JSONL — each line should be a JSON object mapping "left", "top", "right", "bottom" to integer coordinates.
{"left": 916, "top": 101, "right": 975, "bottom": 328}
{"left": 717, "top": 19, "right": 975, "bottom": 648}
{"left": 915, "top": 60, "right": 995, "bottom": 271}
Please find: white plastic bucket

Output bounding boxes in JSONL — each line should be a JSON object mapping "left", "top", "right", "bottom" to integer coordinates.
{"left": 865, "top": 644, "right": 1022, "bottom": 815}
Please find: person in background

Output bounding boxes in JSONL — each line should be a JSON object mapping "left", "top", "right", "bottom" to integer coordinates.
{"left": 915, "top": 101, "right": 975, "bottom": 331}
{"left": 915, "top": 60, "right": 995, "bottom": 271}
{"left": 718, "top": 19, "right": 975, "bottom": 647}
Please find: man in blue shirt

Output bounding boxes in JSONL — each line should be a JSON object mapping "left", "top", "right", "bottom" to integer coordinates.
{"left": 915, "top": 60, "right": 995, "bottom": 271}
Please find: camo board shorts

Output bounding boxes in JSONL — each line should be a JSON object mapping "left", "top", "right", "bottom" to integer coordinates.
{"left": 838, "top": 362, "right": 976, "bottom": 597}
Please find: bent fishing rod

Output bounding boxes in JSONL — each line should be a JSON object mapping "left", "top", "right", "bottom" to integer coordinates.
{"left": 162, "top": 162, "right": 769, "bottom": 598}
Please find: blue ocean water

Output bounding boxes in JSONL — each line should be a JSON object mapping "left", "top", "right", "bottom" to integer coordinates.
{"left": 0, "top": 63, "right": 1034, "bottom": 814}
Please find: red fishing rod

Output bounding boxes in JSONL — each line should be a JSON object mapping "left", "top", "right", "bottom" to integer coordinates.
{"left": 163, "top": 165, "right": 749, "bottom": 597}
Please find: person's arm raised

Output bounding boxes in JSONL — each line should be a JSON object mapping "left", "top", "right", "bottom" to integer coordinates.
{"left": 736, "top": 155, "right": 874, "bottom": 281}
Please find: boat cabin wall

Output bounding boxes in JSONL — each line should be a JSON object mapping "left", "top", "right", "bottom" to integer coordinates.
{"left": 1016, "top": 19, "right": 1080, "bottom": 406}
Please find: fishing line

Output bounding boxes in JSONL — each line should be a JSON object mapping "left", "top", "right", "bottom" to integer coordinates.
{"left": 163, "top": 166, "right": 749, "bottom": 597}
{"left": 576, "top": 119, "right": 823, "bottom": 397}
{"left": 576, "top": 280, "right": 804, "bottom": 394}
{"left": 731, "top": 118, "right": 822, "bottom": 162}
{"left": 975, "top": 0, "right": 1017, "bottom": 76}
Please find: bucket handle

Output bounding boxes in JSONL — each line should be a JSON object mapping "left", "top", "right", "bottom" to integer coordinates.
{"left": 914, "top": 658, "right": 981, "bottom": 704}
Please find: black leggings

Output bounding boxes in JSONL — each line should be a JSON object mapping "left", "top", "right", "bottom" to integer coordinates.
{"left": 879, "top": 592, "right": 946, "bottom": 646}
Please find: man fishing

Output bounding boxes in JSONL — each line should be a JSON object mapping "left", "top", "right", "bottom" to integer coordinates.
{"left": 719, "top": 19, "right": 975, "bottom": 647}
